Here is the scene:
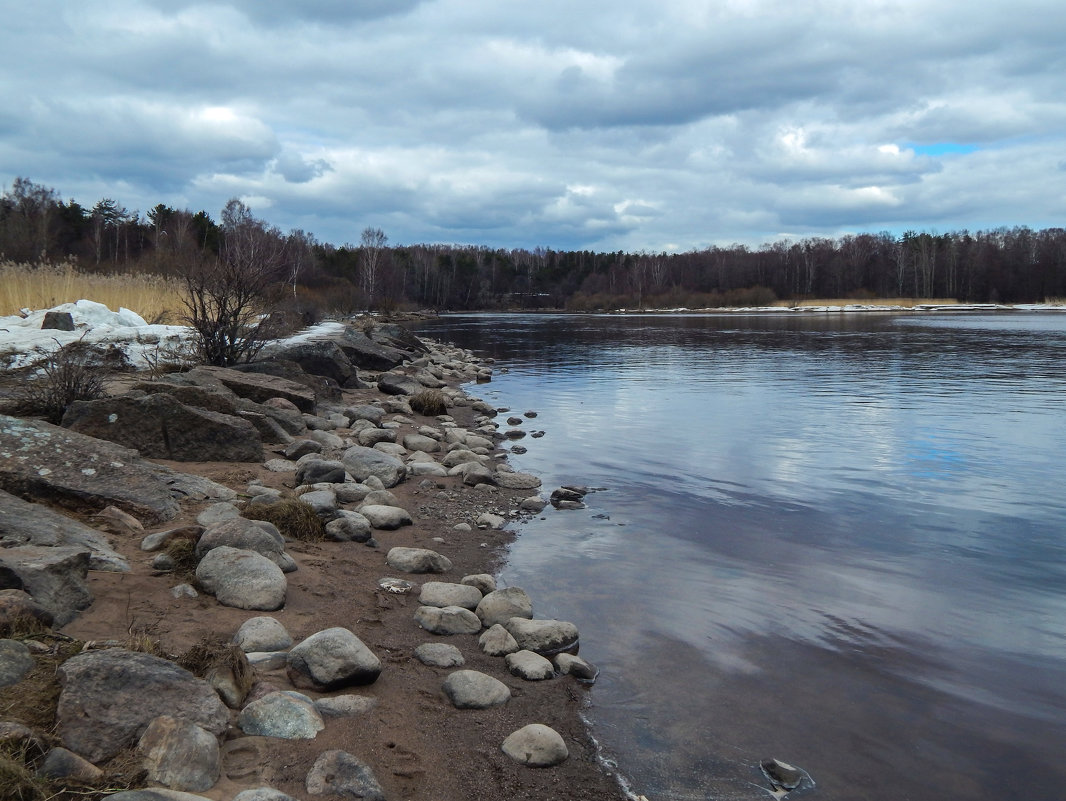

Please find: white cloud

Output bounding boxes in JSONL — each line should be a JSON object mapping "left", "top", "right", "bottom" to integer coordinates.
{"left": 0, "top": 0, "right": 1063, "bottom": 250}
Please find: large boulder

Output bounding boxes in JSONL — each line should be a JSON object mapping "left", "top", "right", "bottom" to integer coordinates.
{"left": 376, "top": 372, "right": 422, "bottom": 396}
{"left": 368, "top": 323, "right": 429, "bottom": 355}
{"left": 230, "top": 359, "right": 343, "bottom": 404}
{"left": 56, "top": 649, "right": 228, "bottom": 763}
{"left": 195, "top": 518, "right": 291, "bottom": 572}
{"left": 185, "top": 366, "right": 316, "bottom": 413}
{"left": 63, "top": 393, "right": 263, "bottom": 462}
{"left": 335, "top": 328, "right": 411, "bottom": 370}
{"left": 234, "top": 616, "right": 293, "bottom": 653}
{"left": 341, "top": 445, "right": 406, "bottom": 488}
{"left": 286, "top": 627, "right": 382, "bottom": 690}
{"left": 359, "top": 504, "right": 412, "bottom": 530}
{"left": 419, "top": 582, "right": 483, "bottom": 610}
{"left": 0, "top": 415, "right": 180, "bottom": 522}
{"left": 129, "top": 381, "right": 239, "bottom": 415}
{"left": 0, "top": 488, "right": 128, "bottom": 572}
{"left": 0, "top": 546, "right": 92, "bottom": 626}
{"left": 195, "top": 547, "right": 287, "bottom": 611}
{"left": 262, "top": 340, "right": 359, "bottom": 387}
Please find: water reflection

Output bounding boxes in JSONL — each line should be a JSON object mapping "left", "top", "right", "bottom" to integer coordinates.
{"left": 417, "top": 313, "right": 1066, "bottom": 801}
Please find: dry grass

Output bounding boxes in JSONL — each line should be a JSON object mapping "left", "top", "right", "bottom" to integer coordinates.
{"left": 775, "top": 297, "right": 961, "bottom": 308}
{"left": 410, "top": 388, "right": 447, "bottom": 416}
{"left": 243, "top": 499, "right": 326, "bottom": 542}
{"left": 0, "top": 261, "right": 185, "bottom": 323}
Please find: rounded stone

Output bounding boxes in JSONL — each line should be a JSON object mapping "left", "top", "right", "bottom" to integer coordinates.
{"left": 501, "top": 723, "right": 569, "bottom": 767}
{"left": 419, "top": 581, "right": 483, "bottom": 610}
{"left": 286, "top": 627, "right": 382, "bottom": 690}
{"left": 386, "top": 547, "right": 452, "bottom": 574}
{"left": 414, "top": 642, "right": 465, "bottom": 667}
{"left": 441, "top": 670, "right": 511, "bottom": 709}
{"left": 475, "top": 587, "right": 533, "bottom": 627}
{"left": 237, "top": 691, "right": 324, "bottom": 739}
{"left": 414, "top": 605, "right": 482, "bottom": 635}
{"left": 505, "top": 649, "right": 555, "bottom": 681}
{"left": 234, "top": 616, "right": 293, "bottom": 654}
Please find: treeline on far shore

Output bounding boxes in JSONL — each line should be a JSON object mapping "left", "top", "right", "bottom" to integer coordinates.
{"left": 3, "top": 176, "right": 1065, "bottom": 318}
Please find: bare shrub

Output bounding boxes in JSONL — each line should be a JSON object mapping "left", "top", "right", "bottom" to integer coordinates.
{"left": 18, "top": 339, "right": 109, "bottom": 423}
{"left": 410, "top": 388, "right": 447, "bottom": 416}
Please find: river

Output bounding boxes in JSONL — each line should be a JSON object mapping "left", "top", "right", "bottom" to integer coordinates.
{"left": 416, "top": 311, "right": 1066, "bottom": 801}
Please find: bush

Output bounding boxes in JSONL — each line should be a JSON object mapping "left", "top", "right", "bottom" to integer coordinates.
{"left": 17, "top": 339, "right": 110, "bottom": 423}
{"left": 410, "top": 388, "right": 447, "bottom": 416}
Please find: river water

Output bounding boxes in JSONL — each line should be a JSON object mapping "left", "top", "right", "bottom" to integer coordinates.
{"left": 416, "top": 312, "right": 1066, "bottom": 801}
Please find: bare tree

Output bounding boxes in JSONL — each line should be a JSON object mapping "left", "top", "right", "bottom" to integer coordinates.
{"left": 181, "top": 199, "right": 286, "bottom": 366}
{"left": 359, "top": 226, "right": 387, "bottom": 306}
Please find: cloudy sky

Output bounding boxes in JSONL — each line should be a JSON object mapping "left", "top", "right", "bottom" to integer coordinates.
{"left": 1, "top": 0, "right": 1063, "bottom": 252}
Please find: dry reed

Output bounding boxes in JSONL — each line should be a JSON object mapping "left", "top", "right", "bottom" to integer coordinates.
{"left": 0, "top": 261, "right": 184, "bottom": 323}
{"left": 776, "top": 297, "right": 960, "bottom": 308}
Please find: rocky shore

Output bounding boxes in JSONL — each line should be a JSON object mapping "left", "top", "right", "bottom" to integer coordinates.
{"left": 0, "top": 321, "right": 628, "bottom": 801}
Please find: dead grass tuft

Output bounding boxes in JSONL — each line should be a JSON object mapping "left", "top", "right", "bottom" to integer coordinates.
{"left": 410, "top": 388, "right": 447, "bottom": 416}
{"left": 243, "top": 499, "right": 325, "bottom": 542}
{"left": 162, "top": 536, "right": 200, "bottom": 579}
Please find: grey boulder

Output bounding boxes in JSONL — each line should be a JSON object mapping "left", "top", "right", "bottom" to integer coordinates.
{"left": 501, "top": 723, "right": 569, "bottom": 767}
{"left": 195, "top": 547, "right": 287, "bottom": 611}
{"left": 414, "top": 605, "right": 482, "bottom": 636}
{"left": 287, "top": 627, "right": 382, "bottom": 690}
{"left": 386, "top": 547, "right": 452, "bottom": 574}
{"left": 441, "top": 670, "right": 511, "bottom": 709}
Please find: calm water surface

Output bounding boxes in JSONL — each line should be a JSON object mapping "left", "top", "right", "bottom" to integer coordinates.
{"left": 417, "top": 312, "right": 1066, "bottom": 801}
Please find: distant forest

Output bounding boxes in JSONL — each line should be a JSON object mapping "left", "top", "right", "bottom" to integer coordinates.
{"left": 3, "top": 177, "right": 1065, "bottom": 313}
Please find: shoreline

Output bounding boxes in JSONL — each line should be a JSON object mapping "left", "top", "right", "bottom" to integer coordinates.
{"left": 0, "top": 330, "right": 628, "bottom": 801}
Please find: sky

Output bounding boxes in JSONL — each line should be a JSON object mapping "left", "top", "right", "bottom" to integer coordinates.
{"left": 1, "top": 0, "right": 1064, "bottom": 253}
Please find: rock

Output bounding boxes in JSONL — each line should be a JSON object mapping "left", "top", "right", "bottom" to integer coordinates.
{"left": 41, "top": 310, "right": 75, "bottom": 330}
{"left": 324, "top": 511, "right": 372, "bottom": 543}
{"left": 141, "top": 525, "right": 203, "bottom": 552}
{"left": 296, "top": 459, "right": 346, "bottom": 486}
{"left": 171, "top": 583, "right": 198, "bottom": 599}
{"left": 554, "top": 653, "right": 599, "bottom": 682}
{"left": 493, "top": 471, "right": 542, "bottom": 490}
{"left": 314, "top": 694, "right": 378, "bottom": 718}
{"left": 0, "top": 546, "right": 92, "bottom": 626}
{"left": 337, "top": 328, "right": 413, "bottom": 370}
{"left": 386, "top": 547, "right": 452, "bottom": 574}
{"left": 233, "top": 790, "right": 300, "bottom": 801}
{"left": 238, "top": 691, "right": 324, "bottom": 739}
{"left": 246, "top": 651, "right": 287, "bottom": 671}
{"left": 368, "top": 322, "right": 429, "bottom": 355}
{"left": 519, "top": 496, "right": 548, "bottom": 513}
{"left": 461, "top": 463, "right": 495, "bottom": 487}
{"left": 38, "top": 746, "right": 104, "bottom": 782}
{"left": 305, "top": 749, "right": 385, "bottom": 801}
{"left": 0, "top": 415, "right": 184, "bottom": 522}
{"left": 501, "top": 724, "right": 569, "bottom": 767}
{"left": 414, "top": 642, "right": 465, "bottom": 667}
{"left": 0, "top": 638, "right": 35, "bottom": 687}
{"left": 185, "top": 366, "right": 316, "bottom": 413}
{"left": 505, "top": 649, "right": 555, "bottom": 680}
{"left": 402, "top": 433, "right": 439, "bottom": 453}
{"left": 299, "top": 489, "right": 338, "bottom": 517}
{"left": 62, "top": 393, "right": 264, "bottom": 462}
{"left": 93, "top": 504, "right": 144, "bottom": 534}
{"left": 479, "top": 624, "right": 519, "bottom": 656}
{"left": 419, "top": 581, "right": 483, "bottom": 610}
{"left": 0, "top": 488, "right": 129, "bottom": 572}
{"left": 285, "top": 438, "right": 323, "bottom": 460}
{"left": 378, "top": 577, "right": 415, "bottom": 594}
{"left": 475, "top": 587, "right": 533, "bottom": 627}
{"left": 476, "top": 512, "right": 505, "bottom": 529}
{"left": 461, "top": 574, "right": 496, "bottom": 595}
{"left": 138, "top": 715, "right": 221, "bottom": 791}
{"left": 341, "top": 445, "right": 406, "bottom": 488}
{"left": 195, "top": 547, "right": 287, "bottom": 611}
{"left": 376, "top": 371, "right": 422, "bottom": 396}
{"left": 264, "top": 458, "right": 298, "bottom": 472}
{"left": 0, "top": 588, "right": 54, "bottom": 630}
{"left": 195, "top": 518, "right": 289, "bottom": 571}
{"left": 441, "top": 670, "right": 511, "bottom": 709}
{"left": 357, "top": 427, "right": 397, "bottom": 447}
{"left": 102, "top": 790, "right": 214, "bottom": 801}
{"left": 504, "top": 618, "right": 579, "bottom": 655}
{"left": 196, "top": 502, "right": 241, "bottom": 527}
{"left": 234, "top": 616, "right": 293, "bottom": 653}
{"left": 56, "top": 649, "right": 228, "bottom": 763}
{"left": 359, "top": 504, "right": 412, "bottom": 530}
{"left": 362, "top": 488, "right": 401, "bottom": 507}
{"left": 131, "top": 381, "right": 239, "bottom": 415}
{"left": 408, "top": 461, "right": 448, "bottom": 478}
{"left": 263, "top": 340, "right": 358, "bottom": 386}
{"left": 345, "top": 404, "right": 386, "bottom": 425}
{"left": 414, "top": 605, "right": 482, "bottom": 635}
{"left": 761, "top": 758, "right": 808, "bottom": 792}
{"left": 441, "top": 448, "right": 487, "bottom": 468}
{"left": 287, "top": 627, "right": 382, "bottom": 690}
